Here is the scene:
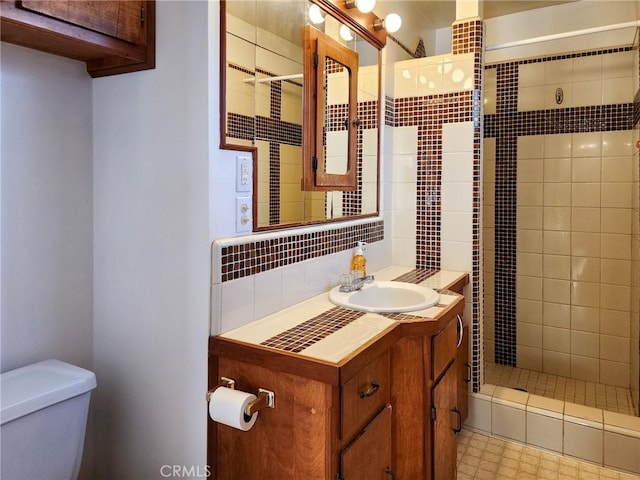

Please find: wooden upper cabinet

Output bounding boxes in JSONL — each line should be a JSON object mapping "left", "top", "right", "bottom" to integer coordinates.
{"left": 1, "top": 0, "right": 155, "bottom": 77}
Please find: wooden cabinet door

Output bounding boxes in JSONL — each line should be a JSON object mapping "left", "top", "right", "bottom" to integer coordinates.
{"left": 19, "top": 0, "right": 146, "bottom": 44}
{"left": 341, "top": 404, "right": 393, "bottom": 480}
{"left": 432, "top": 364, "right": 458, "bottom": 480}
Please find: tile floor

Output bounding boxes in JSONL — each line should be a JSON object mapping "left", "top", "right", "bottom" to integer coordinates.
{"left": 485, "top": 362, "right": 636, "bottom": 416}
{"left": 457, "top": 429, "right": 640, "bottom": 480}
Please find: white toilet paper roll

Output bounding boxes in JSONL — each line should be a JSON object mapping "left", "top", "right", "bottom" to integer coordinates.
{"left": 208, "top": 386, "right": 258, "bottom": 431}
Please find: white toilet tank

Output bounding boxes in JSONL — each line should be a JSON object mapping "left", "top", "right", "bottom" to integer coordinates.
{"left": 1, "top": 359, "right": 97, "bottom": 480}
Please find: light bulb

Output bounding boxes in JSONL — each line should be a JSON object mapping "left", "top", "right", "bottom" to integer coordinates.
{"left": 355, "top": 0, "right": 376, "bottom": 13}
{"left": 340, "top": 25, "right": 354, "bottom": 42}
{"left": 384, "top": 13, "right": 402, "bottom": 33}
{"left": 309, "top": 4, "right": 325, "bottom": 24}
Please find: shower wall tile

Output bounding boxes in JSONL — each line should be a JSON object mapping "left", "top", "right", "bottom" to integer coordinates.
{"left": 571, "top": 305, "right": 599, "bottom": 333}
{"left": 485, "top": 45, "right": 635, "bottom": 381}
{"left": 544, "top": 302, "right": 570, "bottom": 328}
{"left": 602, "top": 130, "right": 633, "bottom": 156}
{"left": 518, "top": 298, "right": 543, "bottom": 325}
{"left": 600, "top": 309, "right": 630, "bottom": 337}
{"left": 570, "top": 257, "right": 599, "bottom": 283}
{"left": 543, "top": 158, "right": 572, "bottom": 182}
{"left": 545, "top": 254, "right": 570, "bottom": 280}
{"left": 544, "top": 134, "right": 572, "bottom": 158}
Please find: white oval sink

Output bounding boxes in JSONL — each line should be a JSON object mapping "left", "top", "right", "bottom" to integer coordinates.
{"left": 328, "top": 281, "right": 440, "bottom": 313}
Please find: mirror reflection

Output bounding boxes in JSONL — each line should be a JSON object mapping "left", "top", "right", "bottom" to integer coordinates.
{"left": 223, "top": 0, "right": 380, "bottom": 230}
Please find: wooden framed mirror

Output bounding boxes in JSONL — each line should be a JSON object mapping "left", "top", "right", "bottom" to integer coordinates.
{"left": 220, "top": 0, "right": 384, "bottom": 231}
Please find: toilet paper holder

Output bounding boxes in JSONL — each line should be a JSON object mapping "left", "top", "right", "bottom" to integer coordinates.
{"left": 206, "top": 376, "right": 276, "bottom": 415}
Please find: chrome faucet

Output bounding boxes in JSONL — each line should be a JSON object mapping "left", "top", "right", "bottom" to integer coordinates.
{"left": 339, "top": 274, "right": 375, "bottom": 292}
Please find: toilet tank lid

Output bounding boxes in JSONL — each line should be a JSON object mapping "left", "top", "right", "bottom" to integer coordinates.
{"left": 1, "top": 359, "right": 97, "bottom": 425}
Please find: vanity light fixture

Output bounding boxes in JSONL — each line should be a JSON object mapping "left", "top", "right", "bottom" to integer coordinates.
{"left": 345, "top": 0, "right": 376, "bottom": 14}
{"left": 339, "top": 24, "right": 354, "bottom": 41}
{"left": 309, "top": 4, "right": 326, "bottom": 24}
{"left": 373, "top": 12, "right": 402, "bottom": 33}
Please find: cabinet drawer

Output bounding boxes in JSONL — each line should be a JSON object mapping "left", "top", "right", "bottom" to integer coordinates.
{"left": 432, "top": 317, "right": 457, "bottom": 380}
{"left": 342, "top": 351, "right": 390, "bottom": 442}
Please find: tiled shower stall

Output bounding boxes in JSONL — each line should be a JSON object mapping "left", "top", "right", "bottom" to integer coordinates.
{"left": 482, "top": 46, "right": 640, "bottom": 416}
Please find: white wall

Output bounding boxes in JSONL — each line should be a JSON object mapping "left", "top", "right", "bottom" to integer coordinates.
{"left": 1, "top": 43, "right": 93, "bottom": 373}
{"left": 91, "top": 1, "right": 210, "bottom": 477}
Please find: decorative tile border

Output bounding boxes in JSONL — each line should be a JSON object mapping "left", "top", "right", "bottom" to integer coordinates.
{"left": 217, "top": 219, "right": 384, "bottom": 282}
{"left": 260, "top": 307, "right": 365, "bottom": 353}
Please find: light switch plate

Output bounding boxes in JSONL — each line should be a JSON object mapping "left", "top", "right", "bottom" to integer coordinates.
{"left": 235, "top": 196, "right": 251, "bottom": 233}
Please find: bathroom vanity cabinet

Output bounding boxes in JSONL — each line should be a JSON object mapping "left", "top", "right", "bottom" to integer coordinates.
{"left": 210, "top": 337, "right": 395, "bottom": 479}
{"left": 208, "top": 270, "right": 469, "bottom": 480}
{"left": 0, "top": 0, "right": 155, "bottom": 77}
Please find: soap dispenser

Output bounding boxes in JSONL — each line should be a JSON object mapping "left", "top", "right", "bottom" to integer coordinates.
{"left": 350, "top": 241, "right": 367, "bottom": 276}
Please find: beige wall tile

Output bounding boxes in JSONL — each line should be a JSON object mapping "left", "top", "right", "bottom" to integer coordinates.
{"left": 543, "top": 325, "right": 570, "bottom": 353}
{"left": 544, "top": 157, "right": 572, "bottom": 182}
{"left": 571, "top": 330, "right": 599, "bottom": 358}
{"left": 544, "top": 184, "right": 571, "bottom": 206}
{"left": 544, "top": 278, "right": 570, "bottom": 303}
{"left": 573, "top": 80, "right": 602, "bottom": 107}
{"left": 517, "top": 346, "right": 543, "bottom": 371}
{"left": 544, "top": 302, "right": 571, "bottom": 328}
{"left": 544, "top": 134, "right": 572, "bottom": 158}
{"left": 601, "top": 258, "right": 631, "bottom": 286}
{"left": 572, "top": 133, "right": 602, "bottom": 158}
{"left": 518, "top": 252, "right": 543, "bottom": 277}
{"left": 572, "top": 157, "right": 601, "bottom": 182}
{"left": 518, "top": 322, "right": 543, "bottom": 348}
{"left": 572, "top": 207, "right": 601, "bottom": 232}
{"left": 518, "top": 159, "right": 543, "bottom": 182}
{"left": 600, "top": 309, "right": 630, "bottom": 337}
{"left": 599, "top": 360, "right": 629, "bottom": 388}
{"left": 572, "top": 183, "right": 600, "bottom": 207}
{"left": 602, "top": 77, "right": 633, "bottom": 104}
{"left": 545, "top": 58, "right": 573, "bottom": 83}
{"left": 573, "top": 55, "right": 602, "bottom": 81}
{"left": 602, "top": 50, "right": 634, "bottom": 79}
{"left": 545, "top": 84, "right": 573, "bottom": 109}
{"left": 571, "top": 355, "right": 600, "bottom": 383}
{"left": 601, "top": 233, "right": 631, "bottom": 259}
{"left": 519, "top": 62, "right": 545, "bottom": 87}
{"left": 571, "top": 281, "right": 600, "bottom": 308}
{"left": 544, "top": 254, "right": 570, "bottom": 280}
{"left": 601, "top": 182, "right": 631, "bottom": 208}
{"left": 602, "top": 156, "right": 632, "bottom": 182}
{"left": 518, "top": 298, "right": 543, "bottom": 325}
{"left": 519, "top": 86, "right": 545, "bottom": 111}
{"left": 517, "top": 206, "right": 543, "bottom": 230}
{"left": 602, "top": 130, "right": 633, "bottom": 157}
{"left": 544, "top": 206, "right": 571, "bottom": 230}
{"left": 518, "top": 229, "right": 543, "bottom": 253}
{"left": 600, "top": 284, "right": 630, "bottom": 311}
{"left": 571, "top": 305, "right": 600, "bottom": 333}
{"left": 600, "top": 335, "right": 630, "bottom": 363}
{"left": 517, "top": 275, "right": 543, "bottom": 301}
{"left": 601, "top": 208, "right": 631, "bottom": 234}
{"left": 571, "top": 232, "right": 600, "bottom": 257}
{"left": 571, "top": 257, "right": 600, "bottom": 283}
{"left": 544, "top": 231, "right": 570, "bottom": 255}
{"left": 518, "top": 183, "right": 543, "bottom": 206}
{"left": 543, "top": 350, "right": 571, "bottom": 377}
{"left": 518, "top": 135, "right": 544, "bottom": 158}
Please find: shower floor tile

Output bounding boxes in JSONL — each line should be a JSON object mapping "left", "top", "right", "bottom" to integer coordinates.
{"left": 485, "top": 362, "right": 637, "bottom": 416}
{"left": 457, "top": 430, "right": 640, "bottom": 480}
